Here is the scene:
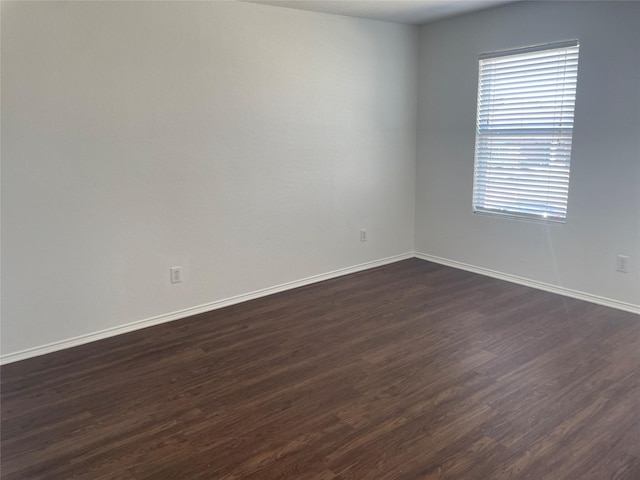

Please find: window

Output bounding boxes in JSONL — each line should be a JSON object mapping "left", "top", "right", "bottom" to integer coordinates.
{"left": 472, "top": 41, "right": 580, "bottom": 222}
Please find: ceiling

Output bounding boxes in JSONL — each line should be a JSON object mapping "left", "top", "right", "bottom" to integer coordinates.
{"left": 240, "top": 0, "right": 518, "bottom": 25}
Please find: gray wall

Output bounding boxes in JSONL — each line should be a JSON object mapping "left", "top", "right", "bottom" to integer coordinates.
{"left": 1, "top": 1, "right": 418, "bottom": 357}
{"left": 416, "top": 1, "right": 640, "bottom": 306}
{"left": 2, "top": 0, "right": 638, "bottom": 361}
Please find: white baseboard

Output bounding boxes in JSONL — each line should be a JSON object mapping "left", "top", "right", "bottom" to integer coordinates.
{"left": 414, "top": 252, "right": 640, "bottom": 315}
{"left": 0, "top": 253, "right": 414, "bottom": 365}
{"left": 3, "top": 251, "right": 637, "bottom": 365}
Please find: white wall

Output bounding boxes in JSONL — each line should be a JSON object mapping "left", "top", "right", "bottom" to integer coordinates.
{"left": 3, "top": 0, "right": 638, "bottom": 362}
{"left": 1, "top": 1, "right": 418, "bottom": 357}
{"left": 416, "top": 1, "right": 640, "bottom": 307}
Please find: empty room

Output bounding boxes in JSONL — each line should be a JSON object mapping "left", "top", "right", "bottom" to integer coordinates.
{"left": 1, "top": 0, "right": 639, "bottom": 478}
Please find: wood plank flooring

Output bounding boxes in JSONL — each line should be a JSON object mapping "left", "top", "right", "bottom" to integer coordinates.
{"left": 2, "top": 258, "right": 639, "bottom": 479}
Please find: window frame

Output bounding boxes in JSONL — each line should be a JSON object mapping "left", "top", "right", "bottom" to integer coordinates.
{"left": 472, "top": 40, "right": 580, "bottom": 224}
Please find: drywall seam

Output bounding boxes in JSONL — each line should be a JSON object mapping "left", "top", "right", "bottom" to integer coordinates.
{"left": 0, "top": 252, "right": 414, "bottom": 365}
{"left": 415, "top": 252, "right": 640, "bottom": 315}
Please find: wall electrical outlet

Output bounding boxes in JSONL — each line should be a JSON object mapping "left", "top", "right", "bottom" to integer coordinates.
{"left": 360, "top": 229, "right": 367, "bottom": 242}
{"left": 616, "top": 255, "right": 630, "bottom": 273}
{"left": 170, "top": 266, "right": 183, "bottom": 284}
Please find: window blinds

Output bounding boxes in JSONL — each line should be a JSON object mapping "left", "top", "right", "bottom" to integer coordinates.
{"left": 473, "top": 41, "right": 579, "bottom": 222}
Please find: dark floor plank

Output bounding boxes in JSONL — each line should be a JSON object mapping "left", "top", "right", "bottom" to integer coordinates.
{"left": 2, "top": 258, "right": 639, "bottom": 479}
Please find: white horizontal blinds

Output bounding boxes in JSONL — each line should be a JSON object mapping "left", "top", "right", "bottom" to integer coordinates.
{"left": 473, "top": 41, "right": 579, "bottom": 222}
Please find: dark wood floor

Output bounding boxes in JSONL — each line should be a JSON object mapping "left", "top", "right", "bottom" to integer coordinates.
{"left": 2, "top": 259, "right": 639, "bottom": 479}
